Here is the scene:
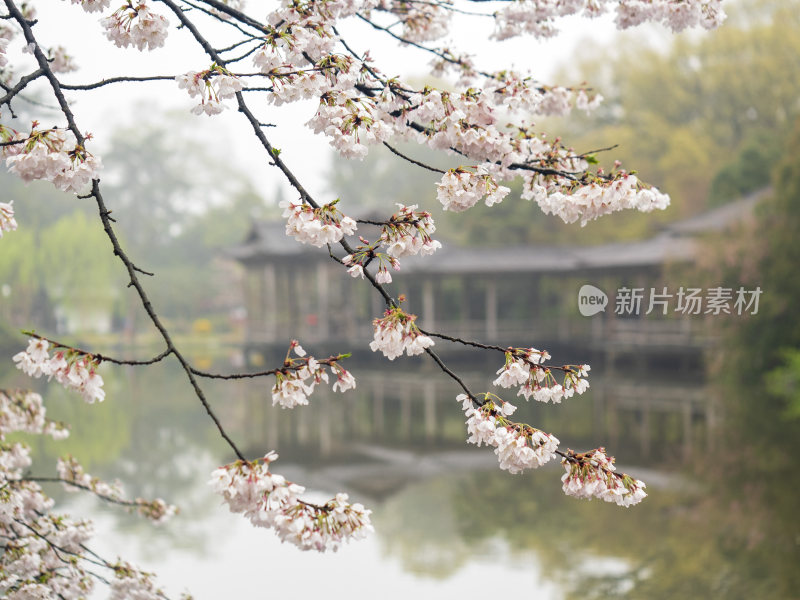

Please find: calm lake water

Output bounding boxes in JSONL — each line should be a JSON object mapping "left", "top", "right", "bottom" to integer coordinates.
{"left": 2, "top": 341, "right": 797, "bottom": 599}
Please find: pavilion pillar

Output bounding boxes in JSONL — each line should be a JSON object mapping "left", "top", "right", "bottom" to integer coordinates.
{"left": 280, "top": 266, "right": 293, "bottom": 341}
{"left": 370, "top": 282, "right": 382, "bottom": 320}
{"left": 319, "top": 393, "right": 332, "bottom": 455}
{"left": 264, "top": 264, "right": 277, "bottom": 342}
{"left": 422, "top": 279, "right": 435, "bottom": 331}
{"left": 298, "top": 263, "right": 314, "bottom": 340}
{"left": 372, "top": 380, "right": 384, "bottom": 435}
{"left": 608, "top": 395, "right": 619, "bottom": 448}
{"left": 640, "top": 396, "right": 651, "bottom": 458}
{"left": 423, "top": 381, "right": 436, "bottom": 441}
{"left": 459, "top": 278, "right": 470, "bottom": 337}
{"left": 243, "top": 270, "right": 255, "bottom": 345}
{"left": 682, "top": 400, "right": 693, "bottom": 460}
{"left": 316, "top": 262, "right": 329, "bottom": 341}
{"left": 485, "top": 278, "right": 498, "bottom": 340}
{"left": 400, "top": 387, "right": 412, "bottom": 438}
{"left": 296, "top": 406, "right": 309, "bottom": 444}
{"left": 266, "top": 403, "right": 279, "bottom": 449}
{"left": 529, "top": 274, "right": 540, "bottom": 336}
{"left": 593, "top": 379, "right": 605, "bottom": 438}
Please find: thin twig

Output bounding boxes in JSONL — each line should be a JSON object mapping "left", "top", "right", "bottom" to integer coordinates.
{"left": 383, "top": 142, "right": 447, "bottom": 173}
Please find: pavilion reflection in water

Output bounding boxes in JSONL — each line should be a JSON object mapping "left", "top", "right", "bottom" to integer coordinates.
{"left": 215, "top": 366, "right": 717, "bottom": 501}
{"left": 220, "top": 195, "right": 757, "bottom": 497}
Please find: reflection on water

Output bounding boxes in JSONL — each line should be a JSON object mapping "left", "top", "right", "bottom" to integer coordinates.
{"left": 1, "top": 342, "right": 796, "bottom": 599}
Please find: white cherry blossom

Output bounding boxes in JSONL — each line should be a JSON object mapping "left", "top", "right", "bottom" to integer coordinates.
{"left": 0, "top": 201, "right": 17, "bottom": 237}
{"left": 380, "top": 204, "right": 442, "bottom": 258}
{"left": 370, "top": 306, "right": 434, "bottom": 360}
{"left": 176, "top": 64, "right": 244, "bottom": 115}
{"left": 281, "top": 198, "right": 357, "bottom": 247}
{"left": 210, "top": 453, "right": 373, "bottom": 551}
{"left": 13, "top": 338, "right": 105, "bottom": 403}
{"left": 67, "top": 0, "right": 111, "bottom": 12}
{"left": 562, "top": 448, "right": 647, "bottom": 506}
{"left": 102, "top": 1, "right": 169, "bottom": 51}
{"left": 271, "top": 342, "right": 356, "bottom": 408}
{"left": 458, "top": 394, "right": 560, "bottom": 473}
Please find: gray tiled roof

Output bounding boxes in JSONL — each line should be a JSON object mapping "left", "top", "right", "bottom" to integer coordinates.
{"left": 226, "top": 191, "right": 762, "bottom": 273}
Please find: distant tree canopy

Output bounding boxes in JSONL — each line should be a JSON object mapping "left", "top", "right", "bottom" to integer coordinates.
{"left": 554, "top": 0, "right": 800, "bottom": 211}
{"left": 0, "top": 110, "right": 272, "bottom": 334}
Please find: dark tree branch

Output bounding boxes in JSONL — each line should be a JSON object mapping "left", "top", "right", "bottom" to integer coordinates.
{"left": 383, "top": 141, "right": 447, "bottom": 173}
{"left": 0, "top": 67, "right": 44, "bottom": 106}
{"left": 60, "top": 75, "right": 178, "bottom": 91}
{"left": 5, "top": 0, "right": 247, "bottom": 462}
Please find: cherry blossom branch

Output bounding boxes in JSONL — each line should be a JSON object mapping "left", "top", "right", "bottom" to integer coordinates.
{"left": 0, "top": 3, "right": 680, "bottom": 567}
{"left": 356, "top": 13, "right": 496, "bottom": 79}
{"left": 11, "top": 477, "right": 149, "bottom": 509}
{"left": 12, "top": 516, "right": 111, "bottom": 575}
{"left": 386, "top": 0, "right": 494, "bottom": 17}
{"left": 419, "top": 328, "right": 508, "bottom": 352}
{"left": 157, "top": 1, "right": 605, "bottom": 465}
{"left": 423, "top": 347, "right": 475, "bottom": 397}
{"left": 190, "top": 352, "right": 351, "bottom": 380}
{"left": 222, "top": 41, "right": 263, "bottom": 64}
{"left": 190, "top": 0, "right": 269, "bottom": 32}
{"left": 59, "top": 74, "right": 178, "bottom": 91}
{"left": 0, "top": 67, "right": 44, "bottom": 106}
{"left": 181, "top": 0, "right": 265, "bottom": 38}
{"left": 20, "top": 331, "right": 172, "bottom": 366}
{"left": 217, "top": 36, "right": 261, "bottom": 54}
{"left": 4, "top": 0, "right": 247, "bottom": 463}
{"left": 418, "top": 329, "right": 587, "bottom": 374}
{"left": 161, "top": 0, "right": 407, "bottom": 318}
{"left": 14, "top": 517, "right": 177, "bottom": 598}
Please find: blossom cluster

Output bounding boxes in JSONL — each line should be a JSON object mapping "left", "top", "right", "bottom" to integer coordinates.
{"left": 48, "top": 45, "right": 77, "bottom": 73}
{"left": 13, "top": 337, "right": 105, "bottom": 403}
{"left": 397, "top": 2, "right": 449, "bottom": 43}
{"left": 437, "top": 166, "right": 511, "bottom": 212}
{"left": 281, "top": 198, "right": 358, "bottom": 247}
{"left": 271, "top": 341, "right": 356, "bottom": 409}
{"left": 0, "top": 387, "right": 167, "bottom": 599}
{"left": 0, "top": 389, "right": 68, "bottom": 441}
{"left": 0, "top": 31, "right": 8, "bottom": 69}
{"left": 493, "top": 348, "right": 590, "bottom": 403}
{"left": 562, "top": 448, "right": 647, "bottom": 507}
{"left": 370, "top": 305, "right": 434, "bottom": 360}
{"left": 2, "top": 125, "right": 101, "bottom": 194}
{"left": 69, "top": 0, "right": 111, "bottom": 13}
{"left": 526, "top": 170, "right": 671, "bottom": 226}
{"left": 458, "top": 393, "right": 560, "bottom": 474}
{"left": 343, "top": 241, "right": 398, "bottom": 284}
{"left": 57, "top": 455, "right": 177, "bottom": 524}
{"left": 210, "top": 452, "right": 373, "bottom": 552}
{"left": 109, "top": 562, "right": 168, "bottom": 600}
{"left": 176, "top": 63, "right": 244, "bottom": 116}
{"left": 101, "top": 1, "right": 169, "bottom": 51}
{"left": 0, "top": 201, "right": 16, "bottom": 238}
{"left": 492, "top": 0, "right": 724, "bottom": 40}
{"left": 307, "top": 89, "right": 394, "bottom": 160}
{"left": 380, "top": 204, "right": 442, "bottom": 259}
